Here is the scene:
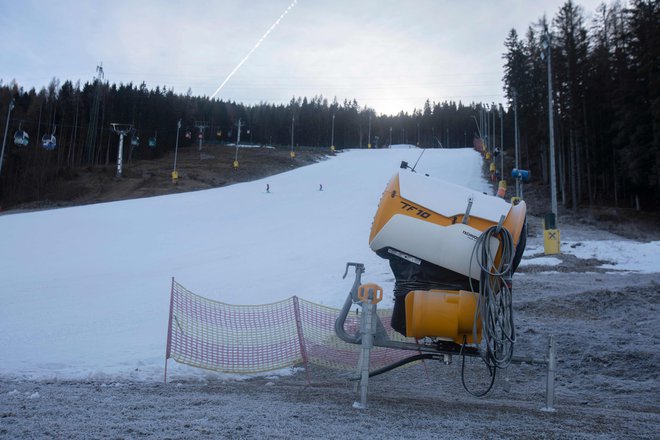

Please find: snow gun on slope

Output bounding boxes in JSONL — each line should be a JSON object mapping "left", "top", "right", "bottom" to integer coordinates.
{"left": 335, "top": 162, "right": 554, "bottom": 410}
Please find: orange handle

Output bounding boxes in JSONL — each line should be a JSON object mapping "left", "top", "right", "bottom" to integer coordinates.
{"left": 357, "top": 283, "right": 383, "bottom": 304}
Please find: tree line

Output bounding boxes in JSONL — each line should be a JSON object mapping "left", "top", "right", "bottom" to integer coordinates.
{"left": 0, "top": 79, "right": 483, "bottom": 207}
{"left": 1, "top": 0, "right": 657, "bottom": 211}
{"left": 502, "top": 0, "right": 658, "bottom": 211}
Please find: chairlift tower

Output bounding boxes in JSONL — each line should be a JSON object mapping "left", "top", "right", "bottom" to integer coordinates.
{"left": 85, "top": 64, "right": 104, "bottom": 165}
{"left": 194, "top": 121, "right": 208, "bottom": 151}
{"left": 111, "top": 123, "right": 133, "bottom": 177}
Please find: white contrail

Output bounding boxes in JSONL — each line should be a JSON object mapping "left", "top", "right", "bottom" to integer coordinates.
{"left": 210, "top": 0, "right": 298, "bottom": 99}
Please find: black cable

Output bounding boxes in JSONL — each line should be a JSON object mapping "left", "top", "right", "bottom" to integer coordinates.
{"left": 460, "top": 340, "right": 497, "bottom": 397}
{"left": 349, "top": 353, "right": 442, "bottom": 380}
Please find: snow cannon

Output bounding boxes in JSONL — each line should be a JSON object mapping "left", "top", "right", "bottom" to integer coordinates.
{"left": 369, "top": 167, "right": 526, "bottom": 340}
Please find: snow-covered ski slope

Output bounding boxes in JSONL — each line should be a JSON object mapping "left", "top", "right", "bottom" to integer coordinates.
{"left": 2, "top": 146, "right": 656, "bottom": 381}
{"left": 0, "top": 147, "right": 489, "bottom": 380}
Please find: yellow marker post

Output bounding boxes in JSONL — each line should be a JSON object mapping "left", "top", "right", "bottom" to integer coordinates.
{"left": 233, "top": 160, "right": 239, "bottom": 169}
{"left": 171, "top": 170, "right": 178, "bottom": 184}
{"left": 544, "top": 229, "right": 561, "bottom": 254}
{"left": 367, "top": 143, "right": 372, "bottom": 149}
{"left": 497, "top": 179, "right": 507, "bottom": 198}
{"left": 543, "top": 213, "right": 561, "bottom": 255}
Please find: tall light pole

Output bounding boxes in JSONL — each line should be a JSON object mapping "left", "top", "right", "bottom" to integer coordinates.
{"left": 389, "top": 126, "right": 392, "bottom": 146}
{"left": 499, "top": 104, "right": 504, "bottom": 177}
{"left": 542, "top": 33, "right": 558, "bottom": 219}
{"left": 290, "top": 115, "right": 295, "bottom": 158}
{"left": 234, "top": 118, "right": 243, "bottom": 167}
{"left": 513, "top": 91, "right": 520, "bottom": 197}
{"left": 492, "top": 107, "right": 496, "bottom": 155}
{"left": 471, "top": 115, "right": 481, "bottom": 138}
{"left": 331, "top": 113, "right": 335, "bottom": 151}
{"left": 0, "top": 98, "right": 15, "bottom": 176}
{"left": 367, "top": 114, "right": 372, "bottom": 148}
{"left": 173, "top": 119, "right": 181, "bottom": 175}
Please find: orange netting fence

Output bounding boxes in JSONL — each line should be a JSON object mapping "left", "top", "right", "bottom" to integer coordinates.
{"left": 165, "top": 279, "right": 413, "bottom": 376}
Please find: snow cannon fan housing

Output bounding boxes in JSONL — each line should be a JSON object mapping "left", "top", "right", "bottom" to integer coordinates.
{"left": 369, "top": 169, "right": 526, "bottom": 341}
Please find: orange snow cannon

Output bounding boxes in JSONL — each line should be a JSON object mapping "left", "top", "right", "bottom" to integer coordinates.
{"left": 369, "top": 167, "right": 526, "bottom": 340}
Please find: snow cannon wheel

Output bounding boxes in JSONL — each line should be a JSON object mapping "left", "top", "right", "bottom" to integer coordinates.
{"left": 404, "top": 290, "right": 481, "bottom": 344}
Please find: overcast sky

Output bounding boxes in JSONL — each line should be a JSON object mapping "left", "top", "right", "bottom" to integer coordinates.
{"left": 1, "top": 0, "right": 606, "bottom": 115}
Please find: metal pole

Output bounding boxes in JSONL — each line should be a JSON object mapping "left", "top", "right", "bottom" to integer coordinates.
{"left": 499, "top": 105, "right": 504, "bottom": 176}
{"left": 485, "top": 107, "right": 489, "bottom": 153}
{"left": 290, "top": 115, "right": 294, "bottom": 157}
{"left": 0, "top": 99, "right": 15, "bottom": 176}
{"left": 173, "top": 119, "right": 181, "bottom": 173}
{"left": 492, "top": 108, "right": 496, "bottom": 154}
{"left": 235, "top": 118, "right": 241, "bottom": 163}
{"left": 471, "top": 115, "right": 482, "bottom": 139}
{"left": 116, "top": 133, "right": 125, "bottom": 177}
{"left": 367, "top": 115, "right": 371, "bottom": 148}
{"left": 542, "top": 335, "right": 557, "bottom": 412}
{"left": 331, "top": 113, "right": 335, "bottom": 148}
{"left": 546, "top": 34, "right": 558, "bottom": 220}
{"left": 514, "top": 92, "right": 520, "bottom": 197}
{"left": 389, "top": 126, "right": 392, "bottom": 146}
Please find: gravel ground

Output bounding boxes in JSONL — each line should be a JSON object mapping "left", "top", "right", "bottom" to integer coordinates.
{"left": 1, "top": 217, "right": 659, "bottom": 439}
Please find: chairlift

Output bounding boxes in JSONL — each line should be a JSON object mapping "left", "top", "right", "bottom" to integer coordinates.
{"left": 148, "top": 132, "right": 157, "bottom": 148}
{"left": 13, "top": 129, "right": 29, "bottom": 147}
{"left": 41, "top": 134, "right": 56, "bottom": 150}
{"left": 216, "top": 129, "right": 222, "bottom": 138}
{"left": 131, "top": 136, "right": 140, "bottom": 147}
{"left": 185, "top": 130, "right": 192, "bottom": 139}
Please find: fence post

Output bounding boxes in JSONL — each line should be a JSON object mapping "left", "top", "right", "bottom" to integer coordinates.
{"left": 292, "top": 296, "right": 311, "bottom": 384}
{"left": 164, "top": 277, "right": 176, "bottom": 384}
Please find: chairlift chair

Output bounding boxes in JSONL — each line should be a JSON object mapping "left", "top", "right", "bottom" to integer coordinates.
{"left": 14, "top": 130, "right": 29, "bottom": 147}
{"left": 41, "top": 134, "right": 57, "bottom": 150}
{"left": 148, "top": 137, "right": 157, "bottom": 148}
{"left": 131, "top": 136, "right": 140, "bottom": 147}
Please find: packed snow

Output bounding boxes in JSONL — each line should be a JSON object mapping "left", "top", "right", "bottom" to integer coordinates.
{"left": 0, "top": 147, "right": 657, "bottom": 381}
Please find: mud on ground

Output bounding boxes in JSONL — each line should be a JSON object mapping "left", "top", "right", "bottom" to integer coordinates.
{"left": 6, "top": 144, "right": 327, "bottom": 212}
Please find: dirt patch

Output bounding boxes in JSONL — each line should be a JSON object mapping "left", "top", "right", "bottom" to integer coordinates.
{"left": 4, "top": 144, "right": 328, "bottom": 212}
